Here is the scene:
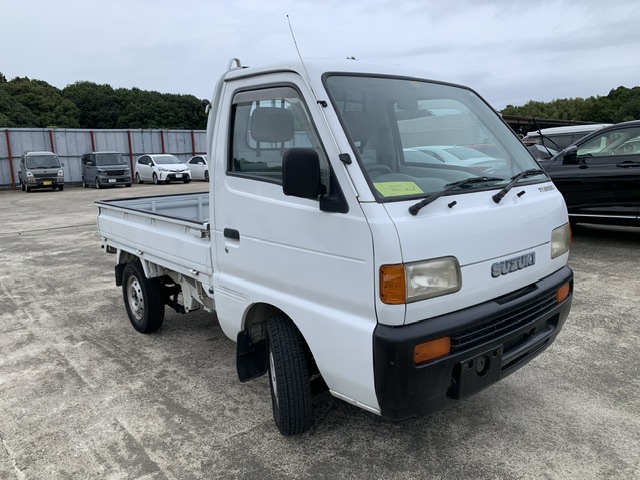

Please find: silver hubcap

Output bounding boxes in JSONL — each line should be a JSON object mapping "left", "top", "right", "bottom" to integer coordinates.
{"left": 269, "top": 350, "right": 279, "bottom": 407}
{"left": 126, "top": 276, "right": 144, "bottom": 321}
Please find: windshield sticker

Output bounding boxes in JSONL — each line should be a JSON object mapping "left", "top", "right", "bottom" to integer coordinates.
{"left": 374, "top": 182, "right": 424, "bottom": 197}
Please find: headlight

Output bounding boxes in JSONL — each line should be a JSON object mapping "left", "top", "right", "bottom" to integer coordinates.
{"left": 380, "top": 256, "right": 462, "bottom": 304}
{"left": 406, "top": 257, "right": 462, "bottom": 302}
{"left": 551, "top": 223, "right": 571, "bottom": 259}
{"left": 97, "top": 169, "right": 106, "bottom": 174}
{"left": 26, "top": 171, "right": 34, "bottom": 178}
{"left": 57, "top": 169, "right": 64, "bottom": 177}
{"left": 158, "top": 167, "right": 167, "bottom": 172}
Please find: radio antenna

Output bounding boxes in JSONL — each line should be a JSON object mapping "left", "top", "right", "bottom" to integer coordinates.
{"left": 287, "top": 15, "right": 323, "bottom": 105}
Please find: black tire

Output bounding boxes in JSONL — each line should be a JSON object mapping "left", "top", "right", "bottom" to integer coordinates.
{"left": 153, "top": 173, "right": 159, "bottom": 185}
{"left": 204, "top": 171, "right": 209, "bottom": 182}
{"left": 20, "top": 181, "right": 25, "bottom": 191}
{"left": 95, "top": 177, "right": 101, "bottom": 189}
{"left": 183, "top": 178, "right": 191, "bottom": 184}
{"left": 58, "top": 185, "right": 64, "bottom": 191}
{"left": 136, "top": 173, "right": 143, "bottom": 184}
{"left": 82, "top": 177, "right": 88, "bottom": 188}
{"left": 25, "top": 183, "right": 31, "bottom": 193}
{"left": 125, "top": 183, "right": 132, "bottom": 187}
{"left": 121, "top": 262, "right": 164, "bottom": 333}
{"left": 266, "top": 313, "right": 312, "bottom": 435}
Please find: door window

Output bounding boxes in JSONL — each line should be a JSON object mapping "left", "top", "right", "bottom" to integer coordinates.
{"left": 229, "top": 86, "right": 329, "bottom": 189}
{"left": 577, "top": 127, "right": 640, "bottom": 158}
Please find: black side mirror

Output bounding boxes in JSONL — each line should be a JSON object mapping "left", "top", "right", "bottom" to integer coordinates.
{"left": 562, "top": 145, "right": 579, "bottom": 165}
{"left": 282, "top": 148, "right": 325, "bottom": 199}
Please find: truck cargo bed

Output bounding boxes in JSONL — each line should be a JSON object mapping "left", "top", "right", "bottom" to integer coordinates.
{"left": 96, "top": 192, "right": 213, "bottom": 279}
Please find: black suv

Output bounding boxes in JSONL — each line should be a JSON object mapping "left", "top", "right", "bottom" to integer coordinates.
{"left": 538, "top": 121, "right": 640, "bottom": 226}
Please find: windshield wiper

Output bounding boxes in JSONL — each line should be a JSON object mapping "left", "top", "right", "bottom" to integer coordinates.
{"left": 409, "top": 176, "right": 504, "bottom": 216}
{"left": 492, "top": 169, "right": 546, "bottom": 204}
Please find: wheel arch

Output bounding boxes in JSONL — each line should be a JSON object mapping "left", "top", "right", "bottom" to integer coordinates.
{"left": 236, "top": 302, "right": 320, "bottom": 385}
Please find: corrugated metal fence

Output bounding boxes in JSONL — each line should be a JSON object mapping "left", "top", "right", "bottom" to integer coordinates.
{"left": 0, "top": 128, "right": 206, "bottom": 189}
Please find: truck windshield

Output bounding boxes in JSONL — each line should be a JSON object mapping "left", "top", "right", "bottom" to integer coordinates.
{"left": 26, "top": 155, "right": 60, "bottom": 169}
{"left": 96, "top": 153, "right": 126, "bottom": 166}
{"left": 325, "top": 75, "right": 543, "bottom": 201}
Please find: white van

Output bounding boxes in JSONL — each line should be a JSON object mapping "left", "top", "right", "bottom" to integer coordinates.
{"left": 524, "top": 124, "right": 612, "bottom": 150}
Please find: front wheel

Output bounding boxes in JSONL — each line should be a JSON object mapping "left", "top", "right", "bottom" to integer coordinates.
{"left": 121, "top": 262, "right": 164, "bottom": 333}
{"left": 267, "top": 313, "right": 312, "bottom": 435}
{"left": 82, "top": 177, "right": 88, "bottom": 188}
{"left": 58, "top": 185, "right": 64, "bottom": 191}
{"left": 153, "top": 173, "right": 159, "bottom": 185}
{"left": 136, "top": 173, "right": 143, "bottom": 184}
{"left": 95, "top": 177, "right": 101, "bottom": 189}
{"left": 183, "top": 178, "right": 191, "bottom": 184}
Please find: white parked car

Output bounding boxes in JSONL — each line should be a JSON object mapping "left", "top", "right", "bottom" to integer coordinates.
{"left": 187, "top": 155, "right": 209, "bottom": 181}
{"left": 134, "top": 154, "right": 191, "bottom": 184}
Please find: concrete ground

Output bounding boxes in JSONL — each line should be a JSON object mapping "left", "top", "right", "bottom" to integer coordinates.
{"left": 0, "top": 183, "right": 638, "bottom": 480}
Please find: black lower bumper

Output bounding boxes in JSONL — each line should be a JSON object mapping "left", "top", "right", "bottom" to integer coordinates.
{"left": 373, "top": 266, "right": 573, "bottom": 421}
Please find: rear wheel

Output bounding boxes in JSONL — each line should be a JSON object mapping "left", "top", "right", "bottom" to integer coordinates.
{"left": 136, "top": 173, "right": 143, "bottom": 184}
{"left": 266, "top": 313, "right": 312, "bottom": 435}
{"left": 121, "top": 262, "right": 164, "bottom": 333}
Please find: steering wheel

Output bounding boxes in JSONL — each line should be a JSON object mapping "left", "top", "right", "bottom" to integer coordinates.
{"left": 366, "top": 165, "right": 393, "bottom": 178}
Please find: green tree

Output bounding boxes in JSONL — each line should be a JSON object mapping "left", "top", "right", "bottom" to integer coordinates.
{"left": 63, "top": 81, "right": 120, "bottom": 128}
{"left": 0, "top": 88, "right": 40, "bottom": 127}
{"left": 2, "top": 77, "right": 80, "bottom": 127}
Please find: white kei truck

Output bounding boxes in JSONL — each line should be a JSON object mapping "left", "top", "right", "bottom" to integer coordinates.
{"left": 96, "top": 58, "right": 573, "bottom": 435}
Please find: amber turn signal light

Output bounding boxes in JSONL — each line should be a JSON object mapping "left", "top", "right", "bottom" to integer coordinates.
{"left": 414, "top": 337, "right": 451, "bottom": 365}
{"left": 556, "top": 282, "right": 571, "bottom": 304}
{"left": 380, "top": 264, "right": 406, "bottom": 305}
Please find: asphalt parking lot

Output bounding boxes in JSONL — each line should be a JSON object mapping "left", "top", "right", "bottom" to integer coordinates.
{"left": 1, "top": 183, "right": 639, "bottom": 480}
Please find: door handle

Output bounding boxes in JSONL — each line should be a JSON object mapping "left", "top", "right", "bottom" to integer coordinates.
{"left": 616, "top": 161, "right": 640, "bottom": 168}
{"left": 223, "top": 228, "right": 240, "bottom": 240}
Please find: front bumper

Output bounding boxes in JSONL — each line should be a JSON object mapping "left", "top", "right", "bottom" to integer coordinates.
{"left": 373, "top": 266, "right": 573, "bottom": 421}
{"left": 98, "top": 175, "right": 131, "bottom": 186}
{"left": 29, "top": 177, "right": 63, "bottom": 188}
{"left": 161, "top": 172, "right": 190, "bottom": 182}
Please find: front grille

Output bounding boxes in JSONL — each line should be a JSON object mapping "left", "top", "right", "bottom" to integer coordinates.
{"left": 449, "top": 290, "right": 558, "bottom": 351}
{"left": 34, "top": 173, "right": 56, "bottom": 179}
{"left": 106, "top": 170, "right": 126, "bottom": 176}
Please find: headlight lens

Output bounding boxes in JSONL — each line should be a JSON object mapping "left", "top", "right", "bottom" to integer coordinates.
{"left": 551, "top": 223, "right": 571, "bottom": 259}
{"left": 406, "top": 256, "right": 462, "bottom": 302}
{"left": 57, "top": 169, "right": 64, "bottom": 177}
{"left": 158, "top": 167, "right": 167, "bottom": 172}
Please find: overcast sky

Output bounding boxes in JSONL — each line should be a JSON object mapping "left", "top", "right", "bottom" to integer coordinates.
{"left": 2, "top": 0, "right": 639, "bottom": 110}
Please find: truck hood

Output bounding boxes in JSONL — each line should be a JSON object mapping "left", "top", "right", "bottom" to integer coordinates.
{"left": 381, "top": 182, "right": 569, "bottom": 325}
